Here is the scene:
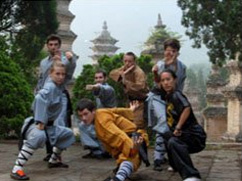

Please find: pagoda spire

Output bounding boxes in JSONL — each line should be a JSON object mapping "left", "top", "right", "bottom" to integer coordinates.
{"left": 90, "top": 21, "right": 120, "bottom": 65}
{"left": 103, "top": 21, "right": 108, "bottom": 30}
{"left": 155, "top": 13, "right": 166, "bottom": 29}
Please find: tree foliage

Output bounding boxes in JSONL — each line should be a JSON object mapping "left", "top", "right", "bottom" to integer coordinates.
{"left": 145, "top": 27, "right": 181, "bottom": 47}
{"left": 14, "top": 0, "right": 58, "bottom": 61}
{"left": 0, "top": 0, "right": 58, "bottom": 87}
{"left": 72, "top": 64, "right": 96, "bottom": 108}
{"left": 72, "top": 54, "right": 154, "bottom": 109}
{"left": 0, "top": 0, "right": 20, "bottom": 32}
{"left": 0, "top": 37, "right": 33, "bottom": 138}
{"left": 178, "top": 0, "right": 242, "bottom": 64}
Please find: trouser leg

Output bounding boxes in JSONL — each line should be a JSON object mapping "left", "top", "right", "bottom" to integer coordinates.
{"left": 167, "top": 137, "right": 201, "bottom": 179}
{"left": 49, "top": 147, "right": 62, "bottom": 163}
{"left": 79, "top": 123, "right": 104, "bottom": 155}
{"left": 115, "top": 161, "right": 134, "bottom": 181}
{"left": 154, "top": 133, "right": 166, "bottom": 161}
{"left": 12, "top": 144, "right": 34, "bottom": 173}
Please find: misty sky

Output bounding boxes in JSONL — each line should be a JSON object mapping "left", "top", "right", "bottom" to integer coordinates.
{"left": 69, "top": 0, "right": 210, "bottom": 77}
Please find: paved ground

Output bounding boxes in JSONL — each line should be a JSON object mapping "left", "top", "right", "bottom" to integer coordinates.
{"left": 0, "top": 141, "right": 241, "bottom": 181}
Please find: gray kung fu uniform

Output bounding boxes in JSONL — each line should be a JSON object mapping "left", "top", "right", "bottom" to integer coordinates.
{"left": 146, "top": 59, "right": 186, "bottom": 161}
{"left": 36, "top": 54, "right": 76, "bottom": 91}
{"left": 23, "top": 79, "right": 75, "bottom": 150}
{"left": 156, "top": 60, "right": 186, "bottom": 91}
{"left": 147, "top": 59, "right": 186, "bottom": 131}
{"left": 79, "top": 83, "right": 116, "bottom": 155}
{"left": 93, "top": 83, "right": 117, "bottom": 108}
{"left": 35, "top": 53, "right": 76, "bottom": 126}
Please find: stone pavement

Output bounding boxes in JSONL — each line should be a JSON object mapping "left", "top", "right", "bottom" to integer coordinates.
{"left": 0, "top": 141, "right": 241, "bottom": 181}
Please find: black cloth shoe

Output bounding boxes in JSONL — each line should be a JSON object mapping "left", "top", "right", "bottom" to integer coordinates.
{"left": 82, "top": 152, "right": 101, "bottom": 159}
{"left": 153, "top": 159, "right": 163, "bottom": 171}
{"left": 43, "top": 154, "right": 52, "bottom": 162}
{"left": 10, "top": 170, "right": 29, "bottom": 180}
{"left": 48, "top": 162, "right": 69, "bottom": 168}
{"left": 160, "top": 157, "right": 167, "bottom": 164}
{"left": 101, "top": 152, "right": 112, "bottom": 159}
{"left": 82, "top": 152, "right": 94, "bottom": 159}
{"left": 103, "top": 176, "right": 121, "bottom": 181}
{"left": 82, "top": 152, "right": 111, "bottom": 159}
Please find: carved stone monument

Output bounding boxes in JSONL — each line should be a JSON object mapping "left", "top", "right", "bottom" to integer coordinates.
{"left": 90, "top": 21, "right": 119, "bottom": 65}
{"left": 203, "top": 65, "right": 227, "bottom": 141}
{"left": 223, "top": 60, "right": 242, "bottom": 142}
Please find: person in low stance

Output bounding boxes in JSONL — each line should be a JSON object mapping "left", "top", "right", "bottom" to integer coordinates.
{"left": 146, "top": 38, "right": 186, "bottom": 171}
{"left": 10, "top": 62, "right": 75, "bottom": 180}
{"left": 159, "top": 69, "right": 206, "bottom": 181}
{"left": 36, "top": 34, "right": 76, "bottom": 161}
{"left": 78, "top": 69, "right": 116, "bottom": 159}
{"left": 76, "top": 98, "right": 150, "bottom": 181}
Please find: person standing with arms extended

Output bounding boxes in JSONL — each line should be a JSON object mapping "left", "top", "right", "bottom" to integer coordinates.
{"left": 146, "top": 39, "right": 187, "bottom": 171}
{"left": 35, "top": 34, "right": 76, "bottom": 161}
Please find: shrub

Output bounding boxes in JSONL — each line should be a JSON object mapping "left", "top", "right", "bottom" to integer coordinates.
{"left": 0, "top": 38, "right": 33, "bottom": 138}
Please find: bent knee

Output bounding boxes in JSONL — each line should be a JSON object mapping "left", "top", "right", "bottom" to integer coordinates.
{"left": 167, "top": 137, "right": 179, "bottom": 149}
{"left": 26, "top": 130, "right": 47, "bottom": 149}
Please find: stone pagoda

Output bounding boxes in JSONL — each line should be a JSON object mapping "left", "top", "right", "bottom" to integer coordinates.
{"left": 56, "top": 0, "right": 77, "bottom": 52}
{"left": 141, "top": 14, "right": 167, "bottom": 62}
{"left": 90, "top": 21, "right": 119, "bottom": 65}
{"left": 203, "top": 65, "right": 227, "bottom": 141}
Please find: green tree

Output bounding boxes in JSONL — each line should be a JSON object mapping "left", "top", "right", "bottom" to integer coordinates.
{"left": 1, "top": 0, "right": 58, "bottom": 87}
{"left": 98, "top": 54, "right": 125, "bottom": 106}
{"left": 72, "top": 64, "right": 96, "bottom": 109}
{"left": 14, "top": 0, "right": 58, "bottom": 60}
{"left": 178, "top": 0, "right": 242, "bottom": 64}
{"left": 0, "top": 0, "right": 20, "bottom": 33}
{"left": 15, "top": 0, "right": 58, "bottom": 86}
{"left": 145, "top": 28, "right": 181, "bottom": 47}
{"left": 0, "top": 37, "right": 33, "bottom": 139}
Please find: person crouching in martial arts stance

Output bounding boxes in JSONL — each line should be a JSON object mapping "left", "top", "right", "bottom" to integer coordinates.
{"left": 10, "top": 61, "right": 75, "bottom": 180}
{"left": 159, "top": 69, "right": 206, "bottom": 181}
{"left": 79, "top": 69, "right": 116, "bottom": 159}
{"left": 76, "top": 99, "right": 150, "bottom": 181}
